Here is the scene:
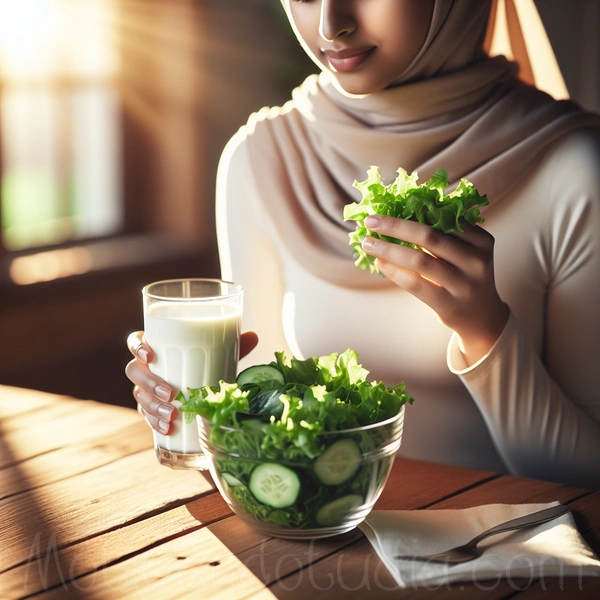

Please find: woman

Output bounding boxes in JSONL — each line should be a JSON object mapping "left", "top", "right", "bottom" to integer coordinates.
{"left": 127, "top": 0, "right": 600, "bottom": 489}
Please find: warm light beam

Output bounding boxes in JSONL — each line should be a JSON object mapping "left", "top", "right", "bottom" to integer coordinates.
{"left": 0, "top": 0, "right": 118, "bottom": 81}
{"left": 0, "top": 0, "right": 57, "bottom": 48}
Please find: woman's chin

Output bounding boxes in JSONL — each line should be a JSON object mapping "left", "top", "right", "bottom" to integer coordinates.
{"left": 322, "top": 67, "right": 401, "bottom": 97}
{"left": 329, "top": 76, "right": 383, "bottom": 98}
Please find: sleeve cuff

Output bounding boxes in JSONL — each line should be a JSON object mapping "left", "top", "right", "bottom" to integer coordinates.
{"left": 447, "top": 310, "right": 517, "bottom": 376}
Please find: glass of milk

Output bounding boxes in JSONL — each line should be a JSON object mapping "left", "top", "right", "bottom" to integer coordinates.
{"left": 142, "top": 278, "right": 242, "bottom": 470}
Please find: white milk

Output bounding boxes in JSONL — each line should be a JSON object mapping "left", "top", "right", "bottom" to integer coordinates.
{"left": 145, "top": 300, "right": 240, "bottom": 453}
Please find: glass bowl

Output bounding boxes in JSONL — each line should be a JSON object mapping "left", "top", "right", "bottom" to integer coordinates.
{"left": 196, "top": 406, "right": 404, "bottom": 539}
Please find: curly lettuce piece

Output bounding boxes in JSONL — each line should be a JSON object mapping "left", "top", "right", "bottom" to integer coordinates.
{"left": 178, "top": 348, "right": 412, "bottom": 459}
{"left": 343, "top": 166, "right": 489, "bottom": 274}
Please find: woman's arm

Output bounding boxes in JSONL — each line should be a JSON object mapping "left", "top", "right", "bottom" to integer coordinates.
{"left": 362, "top": 132, "right": 600, "bottom": 489}
{"left": 448, "top": 307, "right": 600, "bottom": 490}
{"left": 449, "top": 137, "right": 600, "bottom": 488}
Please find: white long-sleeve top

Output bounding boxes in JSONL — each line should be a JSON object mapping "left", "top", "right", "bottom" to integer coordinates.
{"left": 217, "top": 126, "right": 600, "bottom": 490}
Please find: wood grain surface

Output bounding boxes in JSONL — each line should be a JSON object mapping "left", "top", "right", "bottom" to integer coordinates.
{"left": 1, "top": 385, "right": 598, "bottom": 600}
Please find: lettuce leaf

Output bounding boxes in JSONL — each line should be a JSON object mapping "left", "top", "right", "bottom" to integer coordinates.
{"left": 343, "top": 166, "right": 489, "bottom": 274}
{"left": 177, "top": 349, "right": 412, "bottom": 530}
{"left": 178, "top": 348, "right": 413, "bottom": 460}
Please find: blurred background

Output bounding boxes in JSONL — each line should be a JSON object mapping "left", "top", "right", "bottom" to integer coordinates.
{"left": 0, "top": 0, "right": 598, "bottom": 408}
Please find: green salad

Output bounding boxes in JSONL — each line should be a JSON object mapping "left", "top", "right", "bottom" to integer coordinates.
{"left": 178, "top": 349, "right": 412, "bottom": 529}
{"left": 343, "top": 166, "right": 489, "bottom": 274}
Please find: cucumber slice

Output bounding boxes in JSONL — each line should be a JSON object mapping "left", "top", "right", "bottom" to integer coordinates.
{"left": 221, "top": 472, "right": 243, "bottom": 487}
{"left": 237, "top": 364, "right": 285, "bottom": 387}
{"left": 313, "top": 439, "right": 361, "bottom": 485}
{"left": 249, "top": 463, "right": 300, "bottom": 508}
{"left": 315, "top": 494, "right": 363, "bottom": 527}
{"left": 249, "top": 389, "right": 285, "bottom": 420}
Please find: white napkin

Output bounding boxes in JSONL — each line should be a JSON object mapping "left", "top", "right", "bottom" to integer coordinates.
{"left": 359, "top": 502, "right": 600, "bottom": 588}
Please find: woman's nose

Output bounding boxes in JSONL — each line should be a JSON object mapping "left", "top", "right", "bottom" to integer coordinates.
{"left": 319, "top": 0, "right": 356, "bottom": 42}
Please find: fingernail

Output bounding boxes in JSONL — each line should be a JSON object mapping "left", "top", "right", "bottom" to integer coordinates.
{"left": 138, "top": 348, "right": 149, "bottom": 363}
{"left": 362, "top": 237, "right": 375, "bottom": 250}
{"left": 158, "top": 419, "right": 170, "bottom": 433}
{"left": 365, "top": 215, "right": 381, "bottom": 229}
{"left": 157, "top": 404, "right": 176, "bottom": 420}
{"left": 155, "top": 385, "right": 171, "bottom": 401}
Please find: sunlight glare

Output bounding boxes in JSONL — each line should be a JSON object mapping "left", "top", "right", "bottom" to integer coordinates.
{"left": 9, "top": 247, "right": 94, "bottom": 285}
{"left": 0, "top": 0, "right": 118, "bottom": 80}
{"left": 0, "top": 0, "right": 57, "bottom": 48}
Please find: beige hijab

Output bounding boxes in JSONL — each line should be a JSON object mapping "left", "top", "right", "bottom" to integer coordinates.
{"left": 243, "top": 0, "right": 600, "bottom": 288}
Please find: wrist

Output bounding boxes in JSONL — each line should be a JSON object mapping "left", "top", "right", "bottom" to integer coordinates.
{"left": 456, "top": 303, "right": 509, "bottom": 366}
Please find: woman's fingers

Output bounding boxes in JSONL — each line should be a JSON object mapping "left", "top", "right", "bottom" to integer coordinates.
{"left": 126, "top": 331, "right": 152, "bottom": 364}
{"left": 129, "top": 375, "right": 177, "bottom": 435}
{"left": 365, "top": 216, "right": 492, "bottom": 265}
{"left": 363, "top": 235, "right": 455, "bottom": 290}
{"left": 134, "top": 388, "right": 174, "bottom": 434}
{"left": 361, "top": 215, "right": 508, "bottom": 363}
{"left": 124, "top": 353, "right": 171, "bottom": 398}
{"left": 362, "top": 216, "right": 495, "bottom": 293}
{"left": 125, "top": 348, "right": 175, "bottom": 435}
{"left": 240, "top": 331, "right": 259, "bottom": 359}
{"left": 126, "top": 329, "right": 259, "bottom": 435}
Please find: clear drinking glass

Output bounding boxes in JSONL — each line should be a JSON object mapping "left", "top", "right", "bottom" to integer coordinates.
{"left": 142, "top": 278, "right": 242, "bottom": 469}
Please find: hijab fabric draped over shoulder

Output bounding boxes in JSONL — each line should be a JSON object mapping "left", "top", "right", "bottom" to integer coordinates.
{"left": 240, "top": 0, "right": 600, "bottom": 288}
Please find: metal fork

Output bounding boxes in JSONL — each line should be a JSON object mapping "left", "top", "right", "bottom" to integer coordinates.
{"left": 394, "top": 504, "right": 570, "bottom": 564}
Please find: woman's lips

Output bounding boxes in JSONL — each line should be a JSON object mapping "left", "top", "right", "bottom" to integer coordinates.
{"left": 322, "top": 47, "right": 375, "bottom": 72}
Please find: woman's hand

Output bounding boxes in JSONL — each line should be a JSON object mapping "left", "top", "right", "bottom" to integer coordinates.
{"left": 125, "top": 330, "right": 259, "bottom": 434}
{"left": 362, "top": 215, "right": 509, "bottom": 365}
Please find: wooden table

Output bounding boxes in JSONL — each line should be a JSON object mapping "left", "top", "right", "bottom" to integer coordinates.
{"left": 1, "top": 385, "right": 599, "bottom": 599}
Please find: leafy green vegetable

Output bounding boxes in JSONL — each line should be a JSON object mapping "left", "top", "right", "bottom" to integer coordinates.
{"left": 343, "top": 166, "right": 489, "bottom": 274}
{"left": 177, "top": 349, "right": 411, "bottom": 530}
{"left": 179, "top": 349, "right": 411, "bottom": 455}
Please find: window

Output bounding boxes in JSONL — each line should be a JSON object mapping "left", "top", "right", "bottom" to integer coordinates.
{"left": 0, "top": 0, "right": 122, "bottom": 253}
{"left": 0, "top": 0, "right": 212, "bottom": 287}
